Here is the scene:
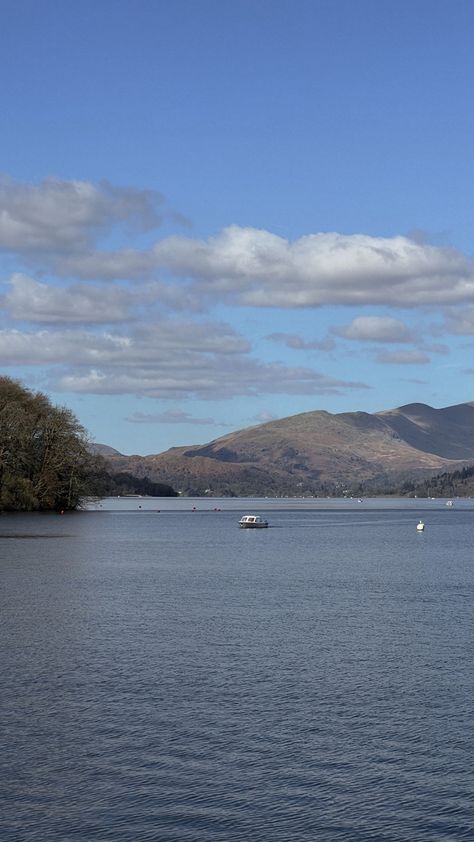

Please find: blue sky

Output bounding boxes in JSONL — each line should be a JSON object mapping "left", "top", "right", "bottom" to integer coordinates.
{"left": 1, "top": 0, "right": 474, "bottom": 454}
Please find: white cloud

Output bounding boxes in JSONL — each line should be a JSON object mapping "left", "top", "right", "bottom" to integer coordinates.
{"left": 57, "top": 361, "right": 368, "bottom": 400}
{"left": 376, "top": 350, "right": 430, "bottom": 365}
{"left": 0, "top": 324, "right": 368, "bottom": 400}
{"left": 0, "top": 322, "right": 249, "bottom": 365}
{"left": 333, "top": 316, "right": 416, "bottom": 343}
{"left": 1, "top": 178, "right": 473, "bottom": 316}
{"left": 154, "top": 226, "right": 474, "bottom": 307}
{"left": 5, "top": 273, "right": 134, "bottom": 323}
{"left": 55, "top": 249, "right": 156, "bottom": 280}
{"left": 0, "top": 175, "right": 163, "bottom": 255}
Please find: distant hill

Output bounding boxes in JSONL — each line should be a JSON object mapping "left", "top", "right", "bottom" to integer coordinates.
{"left": 86, "top": 444, "right": 177, "bottom": 497}
{"left": 377, "top": 402, "right": 474, "bottom": 459}
{"left": 88, "top": 443, "right": 123, "bottom": 457}
{"left": 97, "top": 401, "right": 474, "bottom": 496}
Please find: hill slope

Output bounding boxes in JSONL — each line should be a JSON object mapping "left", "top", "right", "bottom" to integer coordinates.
{"left": 102, "top": 401, "right": 474, "bottom": 496}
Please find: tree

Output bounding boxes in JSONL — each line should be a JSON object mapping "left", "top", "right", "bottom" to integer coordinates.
{"left": 0, "top": 376, "right": 97, "bottom": 511}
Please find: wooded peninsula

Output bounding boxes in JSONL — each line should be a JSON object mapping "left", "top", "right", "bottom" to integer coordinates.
{"left": 0, "top": 376, "right": 176, "bottom": 511}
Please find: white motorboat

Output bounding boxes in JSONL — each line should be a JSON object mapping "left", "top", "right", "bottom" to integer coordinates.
{"left": 239, "top": 514, "right": 269, "bottom": 529}
{"left": 416, "top": 519, "right": 425, "bottom": 531}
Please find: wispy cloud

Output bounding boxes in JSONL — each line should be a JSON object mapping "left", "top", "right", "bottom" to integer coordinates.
{"left": 0, "top": 321, "right": 250, "bottom": 365}
{"left": 127, "top": 409, "right": 227, "bottom": 426}
{"left": 333, "top": 315, "right": 416, "bottom": 343}
{"left": 443, "top": 306, "right": 474, "bottom": 335}
{"left": 56, "top": 360, "right": 369, "bottom": 400}
{"left": 267, "top": 332, "right": 335, "bottom": 351}
{"left": 0, "top": 323, "right": 369, "bottom": 400}
{"left": 422, "top": 343, "right": 449, "bottom": 355}
{"left": 251, "top": 410, "right": 279, "bottom": 423}
{"left": 376, "top": 350, "right": 430, "bottom": 365}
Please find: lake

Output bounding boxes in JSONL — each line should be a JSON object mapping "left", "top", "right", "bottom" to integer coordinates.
{"left": 1, "top": 497, "right": 473, "bottom": 841}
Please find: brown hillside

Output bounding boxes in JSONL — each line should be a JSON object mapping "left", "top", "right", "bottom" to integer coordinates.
{"left": 102, "top": 401, "right": 474, "bottom": 495}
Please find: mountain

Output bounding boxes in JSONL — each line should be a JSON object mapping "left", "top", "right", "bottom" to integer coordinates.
{"left": 99, "top": 401, "right": 474, "bottom": 496}
{"left": 377, "top": 402, "right": 474, "bottom": 458}
{"left": 88, "top": 443, "right": 124, "bottom": 457}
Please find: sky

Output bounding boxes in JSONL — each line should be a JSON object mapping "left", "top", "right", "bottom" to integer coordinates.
{"left": 1, "top": 0, "right": 474, "bottom": 455}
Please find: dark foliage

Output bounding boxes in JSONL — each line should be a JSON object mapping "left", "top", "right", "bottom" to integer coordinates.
{"left": 90, "top": 466, "right": 177, "bottom": 498}
{"left": 0, "top": 376, "right": 178, "bottom": 511}
{"left": 0, "top": 375, "right": 99, "bottom": 511}
{"left": 402, "top": 464, "right": 474, "bottom": 498}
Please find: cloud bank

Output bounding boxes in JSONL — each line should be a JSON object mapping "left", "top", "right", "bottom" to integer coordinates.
{"left": 0, "top": 324, "right": 367, "bottom": 400}
{"left": 1, "top": 177, "right": 473, "bottom": 311}
{"left": 1, "top": 175, "right": 470, "bottom": 405}
{"left": 154, "top": 226, "right": 474, "bottom": 308}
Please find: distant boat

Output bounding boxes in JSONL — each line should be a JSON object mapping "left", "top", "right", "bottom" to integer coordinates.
{"left": 446, "top": 500, "right": 454, "bottom": 507}
{"left": 417, "top": 519, "right": 425, "bottom": 531}
{"left": 239, "top": 514, "right": 269, "bottom": 529}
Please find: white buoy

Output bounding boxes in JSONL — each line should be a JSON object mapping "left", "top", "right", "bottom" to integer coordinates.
{"left": 416, "top": 519, "right": 425, "bottom": 531}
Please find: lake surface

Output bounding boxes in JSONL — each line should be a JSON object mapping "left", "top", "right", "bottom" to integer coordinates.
{"left": 1, "top": 498, "right": 474, "bottom": 841}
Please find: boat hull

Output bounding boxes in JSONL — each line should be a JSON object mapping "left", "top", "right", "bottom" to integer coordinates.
{"left": 239, "top": 522, "right": 268, "bottom": 528}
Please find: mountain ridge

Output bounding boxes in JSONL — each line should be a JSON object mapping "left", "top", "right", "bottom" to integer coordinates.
{"left": 99, "top": 400, "right": 474, "bottom": 496}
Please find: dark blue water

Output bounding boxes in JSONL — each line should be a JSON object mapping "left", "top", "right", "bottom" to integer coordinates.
{"left": 1, "top": 500, "right": 474, "bottom": 840}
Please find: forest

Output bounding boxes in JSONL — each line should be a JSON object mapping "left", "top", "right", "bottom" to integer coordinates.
{"left": 0, "top": 376, "right": 176, "bottom": 511}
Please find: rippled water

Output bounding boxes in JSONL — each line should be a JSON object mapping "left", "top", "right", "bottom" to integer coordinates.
{"left": 1, "top": 499, "right": 474, "bottom": 840}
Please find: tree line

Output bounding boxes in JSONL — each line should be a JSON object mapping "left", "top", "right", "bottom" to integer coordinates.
{"left": 0, "top": 376, "right": 176, "bottom": 511}
{"left": 399, "top": 465, "right": 474, "bottom": 498}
